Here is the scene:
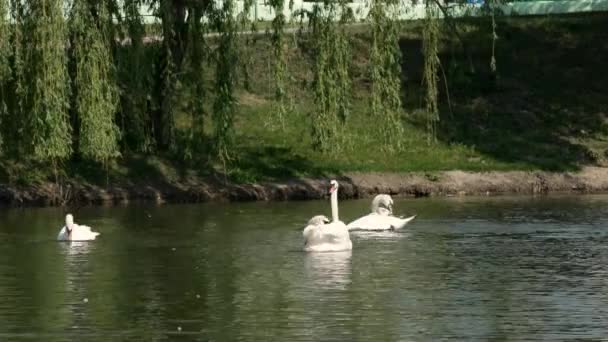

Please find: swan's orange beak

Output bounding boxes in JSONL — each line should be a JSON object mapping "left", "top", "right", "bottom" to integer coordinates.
{"left": 328, "top": 185, "right": 336, "bottom": 195}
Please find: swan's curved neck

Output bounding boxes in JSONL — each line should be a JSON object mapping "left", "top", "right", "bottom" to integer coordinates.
{"left": 331, "top": 190, "right": 339, "bottom": 222}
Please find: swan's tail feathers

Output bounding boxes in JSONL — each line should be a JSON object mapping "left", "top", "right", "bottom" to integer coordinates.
{"left": 392, "top": 215, "right": 416, "bottom": 230}
{"left": 403, "top": 215, "right": 416, "bottom": 223}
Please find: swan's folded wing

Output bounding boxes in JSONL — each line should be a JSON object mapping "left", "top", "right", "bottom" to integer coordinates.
{"left": 348, "top": 214, "right": 415, "bottom": 230}
{"left": 71, "top": 225, "right": 100, "bottom": 240}
{"left": 303, "top": 225, "right": 326, "bottom": 245}
{"left": 303, "top": 225, "right": 313, "bottom": 238}
{"left": 321, "top": 222, "right": 351, "bottom": 242}
{"left": 347, "top": 214, "right": 393, "bottom": 230}
{"left": 303, "top": 225, "right": 321, "bottom": 240}
{"left": 304, "top": 222, "right": 352, "bottom": 251}
{"left": 77, "top": 224, "right": 93, "bottom": 232}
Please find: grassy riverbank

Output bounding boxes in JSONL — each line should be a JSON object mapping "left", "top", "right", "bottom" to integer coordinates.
{"left": 1, "top": 13, "right": 607, "bottom": 192}
{"left": 196, "top": 12, "right": 608, "bottom": 182}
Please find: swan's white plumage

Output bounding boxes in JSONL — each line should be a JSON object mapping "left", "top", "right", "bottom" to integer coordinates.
{"left": 347, "top": 213, "right": 416, "bottom": 231}
{"left": 303, "top": 180, "right": 352, "bottom": 252}
{"left": 303, "top": 219, "right": 352, "bottom": 252}
{"left": 57, "top": 214, "right": 100, "bottom": 241}
{"left": 303, "top": 215, "right": 329, "bottom": 241}
{"left": 347, "top": 194, "right": 415, "bottom": 230}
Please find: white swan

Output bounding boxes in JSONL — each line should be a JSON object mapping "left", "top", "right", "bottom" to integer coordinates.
{"left": 303, "top": 180, "right": 352, "bottom": 252}
{"left": 347, "top": 194, "right": 416, "bottom": 231}
{"left": 57, "top": 214, "right": 100, "bottom": 241}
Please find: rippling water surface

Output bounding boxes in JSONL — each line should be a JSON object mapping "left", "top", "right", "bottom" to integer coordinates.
{"left": 1, "top": 194, "right": 608, "bottom": 341}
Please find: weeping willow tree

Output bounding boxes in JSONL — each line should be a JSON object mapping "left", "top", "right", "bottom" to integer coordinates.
{"left": 24, "top": 0, "right": 72, "bottom": 162}
{"left": 118, "top": 0, "right": 155, "bottom": 153}
{"left": 422, "top": 0, "right": 441, "bottom": 145}
{"left": 268, "top": 0, "right": 288, "bottom": 128}
{"left": 0, "top": 0, "right": 511, "bottom": 183}
{"left": 212, "top": 0, "right": 239, "bottom": 162}
{"left": 0, "top": 0, "right": 9, "bottom": 154}
{"left": 70, "top": 0, "right": 120, "bottom": 163}
{"left": 368, "top": 0, "right": 404, "bottom": 151}
{"left": 308, "top": 0, "right": 352, "bottom": 152}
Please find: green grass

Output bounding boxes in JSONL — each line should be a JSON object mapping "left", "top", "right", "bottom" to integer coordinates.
{"left": 228, "top": 98, "right": 532, "bottom": 182}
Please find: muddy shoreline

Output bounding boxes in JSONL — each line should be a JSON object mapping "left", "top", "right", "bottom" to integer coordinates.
{"left": 2, "top": 167, "right": 608, "bottom": 207}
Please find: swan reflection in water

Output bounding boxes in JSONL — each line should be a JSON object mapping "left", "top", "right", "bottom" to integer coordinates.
{"left": 58, "top": 239, "right": 100, "bottom": 330}
{"left": 304, "top": 250, "right": 352, "bottom": 290}
{"left": 60, "top": 240, "right": 96, "bottom": 256}
{"left": 350, "top": 229, "right": 412, "bottom": 241}
{"left": 59, "top": 240, "right": 96, "bottom": 300}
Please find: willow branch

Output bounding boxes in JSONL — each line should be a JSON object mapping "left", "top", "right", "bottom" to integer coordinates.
{"left": 430, "top": 0, "right": 475, "bottom": 74}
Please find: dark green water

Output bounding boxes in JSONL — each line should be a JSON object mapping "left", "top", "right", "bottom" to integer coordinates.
{"left": 1, "top": 194, "right": 608, "bottom": 341}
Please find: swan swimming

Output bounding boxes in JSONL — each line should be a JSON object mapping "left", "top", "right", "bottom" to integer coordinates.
{"left": 57, "top": 214, "right": 100, "bottom": 241}
{"left": 346, "top": 194, "right": 416, "bottom": 231}
{"left": 302, "top": 180, "right": 352, "bottom": 252}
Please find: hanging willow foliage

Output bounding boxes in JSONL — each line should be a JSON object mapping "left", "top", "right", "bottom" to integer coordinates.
{"left": 4, "top": 0, "right": 26, "bottom": 156}
{"left": 70, "top": 0, "right": 120, "bottom": 163}
{"left": 422, "top": 0, "right": 440, "bottom": 145}
{"left": 309, "top": 5, "right": 337, "bottom": 152}
{"left": 489, "top": 0, "right": 498, "bottom": 75}
{"left": 181, "top": 4, "right": 208, "bottom": 160}
{"left": 24, "top": 0, "right": 72, "bottom": 161}
{"left": 239, "top": 0, "right": 255, "bottom": 92}
{"left": 157, "top": 0, "right": 178, "bottom": 151}
{"left": 268, "top": 0, "right": 288, "bottom": 128}
{"left": 335, "top": 0, "right": 351, "bottom": 125}
{"left": 0, "top": 0, "right": 9, "bottom": 154}
{"left": 119, "top": 0, "right": 155, "bottom": 153}
{"left": 212, "top": 0, "right": 239, "bottom": 162}
{"left": 369, "top": 0, "right": 404, "bottom": 151}
{"left": 308, "top": 1, "right": 352, "bottom": 152}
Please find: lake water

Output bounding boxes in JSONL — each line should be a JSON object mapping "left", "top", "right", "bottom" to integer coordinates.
{"left": 1, "top": 194, "right": 608, "bottom": 341}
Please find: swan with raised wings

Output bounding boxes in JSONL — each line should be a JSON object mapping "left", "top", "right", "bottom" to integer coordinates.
{"left": 57, "top": 214, "right": 100, "bottom": 241}
{"left": 302, "top": 180, "right": 352, "bottom": 252}
{"left": 347, "top": 194, "right": 415, "bottom": 231}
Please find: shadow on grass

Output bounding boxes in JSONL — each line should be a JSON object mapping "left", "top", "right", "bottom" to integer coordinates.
{"left": 401, "top": 14, "right": 608, "bottom": 171}
{"left": 439, "top": 108, "right": 597, "bottom": 171}
{"left": 229, "top": 146, "right": 333, "bottom": 182}
{"left": 0, "top": 146, "right": 334, "bottom": 189}
{"left": 67, "top": 154, "right": 194, "bottom": 192}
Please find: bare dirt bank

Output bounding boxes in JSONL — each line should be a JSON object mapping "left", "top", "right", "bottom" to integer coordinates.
{"left": 3, "top": 166, "right": 608, "bottom": 207}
